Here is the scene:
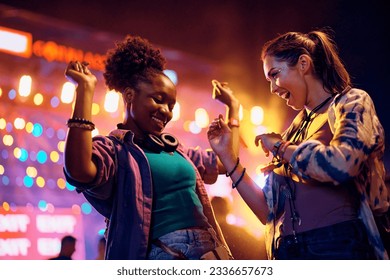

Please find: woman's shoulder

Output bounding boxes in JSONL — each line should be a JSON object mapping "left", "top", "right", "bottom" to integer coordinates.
{"left": 330, "top": 87, "right": 378, "bottom": 118}
{"left": 333, "top": 87, "right": 372, "bottom": 106}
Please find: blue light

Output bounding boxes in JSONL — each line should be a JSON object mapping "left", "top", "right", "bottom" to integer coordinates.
{"left": 36, "top": 150, "right": 47, "bottom": 164}
{"left": 23, "top": 176, "right": 34, "bottom": 188}
{"left": 32, "top": 123, "right": 43, "bottom": 137}
{"left": 38, "top": 200, "right": 47, "bottom": 210}
{"left": 66, "top": 182, "right": 76, "bottom": 191}
{"left": 81, "top": 202, "right": 92, "bottom": 214}
{"left": 2, "top": 176, "right": 10, "bottom": 185}
{"left": 97, "top": 229, "right": 106, "bottom": 236}
{"left": 19, "top": 148, "right": 28, "bottom": 162}
{"left": 8, "top": 89, "right": 16, "bottom": 100}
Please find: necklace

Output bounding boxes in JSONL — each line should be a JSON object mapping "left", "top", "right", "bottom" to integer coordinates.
{"left": 283, "top": 95, "right": 332, "bottom": 242}
{"left": 291, "top": 96, "right": 332, "bottom": 143}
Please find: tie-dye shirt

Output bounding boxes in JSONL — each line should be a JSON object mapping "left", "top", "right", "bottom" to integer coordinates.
{"left": 263, "top": 88, "right": 389, "bottom": 259}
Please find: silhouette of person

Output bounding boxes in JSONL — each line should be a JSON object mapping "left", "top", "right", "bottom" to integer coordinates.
{"left": 49, "top": 235, "right": 76, "bottom": 260}
{"left": 211, "top": 196, "right": 266, "bottom": 259}
{"left": 95, "top": 236, "right": 106, "bottom": 260}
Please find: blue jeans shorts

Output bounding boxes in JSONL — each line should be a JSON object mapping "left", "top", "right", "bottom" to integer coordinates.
{"left": 275, "top": 219, "right": 376, "bottom": 260}
{"left": 147, "top": 228, "right": 217, "bottom": 260}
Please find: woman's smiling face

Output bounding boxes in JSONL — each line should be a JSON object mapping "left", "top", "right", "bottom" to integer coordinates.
{"left": 263, "top": 55, "right": 307, "bottom": 111}
{"left": 128, "top": 73, "right": 176, "bottom": 137}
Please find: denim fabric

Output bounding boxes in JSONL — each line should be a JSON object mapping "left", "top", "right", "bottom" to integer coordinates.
{"left": 275, "top": 219, "right": 376, "bottom": 260}
{"left": 147, "top": 228, "right": 216, "bottom": 260}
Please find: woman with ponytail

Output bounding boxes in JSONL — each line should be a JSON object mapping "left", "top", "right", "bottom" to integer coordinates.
{"left": 208, "top": 28, "right": 388, "bottom": 259}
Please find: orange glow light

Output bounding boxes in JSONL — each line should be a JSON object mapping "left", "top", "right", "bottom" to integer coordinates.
{"left": 0, "top": 26, "right": 32, "bottom": 58}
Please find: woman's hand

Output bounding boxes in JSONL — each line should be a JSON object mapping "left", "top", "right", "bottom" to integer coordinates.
{"left": 211, "top": 79, "right": 239, "bottom": 108}
{"left": 207, "top": 114, "right": 234, "bottom": 157}
{"left": 65, "top": 61, "right": 97, "bottom": 91}
{"left": 255, "top": 132, "right": 283, "bottom": 157}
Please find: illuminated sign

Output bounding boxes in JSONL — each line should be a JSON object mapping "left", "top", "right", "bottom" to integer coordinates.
{"left": 0, "top": 207, "right": 85, "bottom": 260}
{"left": 0, "top": 26, "right": 32, "bottom": 58}
{"left": 0, "top": 26, "right": 105, "bottom": 71}
{"left": 32, "top": 40, "right": 106, "bottom": 71}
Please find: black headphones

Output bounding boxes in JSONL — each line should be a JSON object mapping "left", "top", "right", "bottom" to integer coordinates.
{"left": 138, "top": 133, "right": 179, "bottom": 153}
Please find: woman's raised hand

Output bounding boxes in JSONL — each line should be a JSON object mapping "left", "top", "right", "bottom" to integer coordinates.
{"left": 211, "top": 79, "right": 238, "bottom": 107}
{"left": 65, "top": 61, "right": 97, "bottom": 89}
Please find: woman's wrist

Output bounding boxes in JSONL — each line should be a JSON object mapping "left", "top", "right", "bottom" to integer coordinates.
{"left": 219, "top": 153, "right": 239, "bottom": 172}
{"left": 228, "top": 98, "right": 240, "bottom": 111}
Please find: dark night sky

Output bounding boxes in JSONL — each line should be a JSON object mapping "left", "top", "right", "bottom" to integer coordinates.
{"left": 1, "top": 0, "right": 389, "bottom": 170}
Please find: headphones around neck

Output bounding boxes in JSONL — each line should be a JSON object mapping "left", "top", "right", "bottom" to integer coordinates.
{"left": 138, "top": 133, "right": 179, "bottom": 153}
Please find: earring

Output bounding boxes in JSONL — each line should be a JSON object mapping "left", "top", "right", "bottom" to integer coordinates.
{"left": 124, "top": 88, "right": 134, "bottom": 104}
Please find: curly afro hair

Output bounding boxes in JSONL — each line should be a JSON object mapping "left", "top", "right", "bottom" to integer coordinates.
{"left": 103, "top": 35, "right": 166, "bottom": 93}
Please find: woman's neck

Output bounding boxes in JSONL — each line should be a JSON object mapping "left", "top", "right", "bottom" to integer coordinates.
{"left": 120, "top": 117, "right": 145, "bottom": 140}
{"left": 305, "top": 83, "right": 331, "bottom": 112}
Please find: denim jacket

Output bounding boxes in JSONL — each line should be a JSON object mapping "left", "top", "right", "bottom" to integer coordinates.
{"left": 64, "top": 129, "right": 227, "bottom": 259}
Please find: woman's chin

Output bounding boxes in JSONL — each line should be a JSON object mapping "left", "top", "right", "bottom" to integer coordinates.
{"left": 287, "top": 100, "right": 302, "bottom": 111}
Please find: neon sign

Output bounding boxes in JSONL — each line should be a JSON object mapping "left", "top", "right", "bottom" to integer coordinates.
{"left": 0, "top": 26, "right": 105, "bottom": 71}
{"left": 0, "top": 207, "right": 85, "bottom": 259}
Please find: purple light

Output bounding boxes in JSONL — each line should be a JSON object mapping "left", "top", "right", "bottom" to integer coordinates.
{"left": 1, "top": 150, "right": 9, "bottom": 159}
{"left": 5, "top": 122, "right": 13, "bottom": 133}
{"left": 56, "top": 129, "right": 66, "bottom": 140}
{"left": 50, "top": 96, "right": 60, "bottom": 108}
{"left": 45, "top": 127, "right": 55, "bottom": 138}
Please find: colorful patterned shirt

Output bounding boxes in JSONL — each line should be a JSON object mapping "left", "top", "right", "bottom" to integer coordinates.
{"left": 263, "top": 88, "right": 389, "bottom": 259}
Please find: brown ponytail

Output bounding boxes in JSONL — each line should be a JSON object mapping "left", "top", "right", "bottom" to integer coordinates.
{"left": 261, "top": 28, "right": 351, "bottom": 94}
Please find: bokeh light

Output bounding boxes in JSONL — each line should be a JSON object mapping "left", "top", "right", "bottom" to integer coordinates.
{"left": 50, "top": 96, "right": 60, "bottom": 108}
{"left": 172, "top": 102, "right": 180, "bottom": 121}
{"left": 36, "top": 150, "right": 47, "bottom": 164}
{"left": 195, "top": 108, "right": 209, "bottom": 128}
{"left": 14, "top": 117, "right": 26, "bottom": 129}
{"left": 189, "top": 121, "right": 201, "bottom": 134}
{"left": 23, "top": 175, "right": 34, "bottom": 188}
{"left": 3, "top": 134, "right": 14, "bottom": 146}
{"left": 104, "top": 90, "right": 120, "bottom": 113}
{"left": 81, "top": 203, "right": 92, "bottom": 214}
{"left": 26, "top": 166, "right": 38, "bottom": 177}
{"left": 33, "top": 93, "right": 44, "bottom": 105}
{"left": 18, "top": 75, "right": 32, "bottom": 97}
{"left": 61, "top": 82, "right": 75, "bottom": 104}
{"left": 32, "top": 123, "right": 43, "bottom": 137}
{"left": 8, "top": 89, "right": 17, "bottom": 100}
{"left": 251, "top": 106, "right": 264, "bottom": 125}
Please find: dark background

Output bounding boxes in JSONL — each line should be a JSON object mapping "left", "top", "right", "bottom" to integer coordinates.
{"left": 1, "top": 0, "right": 389, "bottom": 166}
